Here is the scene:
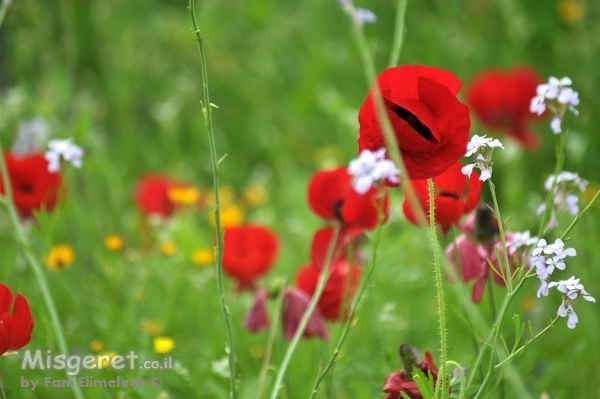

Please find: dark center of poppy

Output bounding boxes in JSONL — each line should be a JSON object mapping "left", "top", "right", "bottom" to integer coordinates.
{"left": 333, "top": 200, "right": 344, "bottom": 221}
{"left": 438, "top": 191, "right": 460, "bottom": 201}
{"left": 18, "top": 182, "right": 34, "bottom": 194}
{"left": 391, "top": 106, "right": 436, "bottom": 143}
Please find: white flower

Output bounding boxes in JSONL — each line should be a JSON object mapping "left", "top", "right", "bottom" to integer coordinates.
{"left": 530, "top": 76, "right": 579, "bottom": 131}
{"left": 547, "top": 276, "right": 595, "bottom": 329}
{"left": 507, "top": 230, "right": 539, "bottom": 254}
{"left": 537, "top": 279, "right": 549, "bottom": 298}
{"left": 45, "top": 138, "right": 84, "bottom": 172}
{"left": 462, "top": 136, "right": 503, "bottom": 182}
{"left": 538, "top": 171, "right": 587, "bottom": 229}
{"left": 550, "top": 117, "right": 562, "bottom": 134}
{"left": 465, "top": 135, "right": 504, "bottom": 157}
{"left": 353, "top": 8, "right": 377, "bottom": 24}
{"left": 348, "top": 148, "right": 399, "bottom": 194}
{"left": 529, "top": 95, "right": 546, "bottom": 115}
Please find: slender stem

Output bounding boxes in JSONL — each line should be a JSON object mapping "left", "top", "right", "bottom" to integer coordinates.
{"left": 309, "top": 195, "right": 386, "bottom": 398}
{"left": 560, "top": 188, "right": 600, "bottom": 240}
{"left": 495, "top": 316, "right": 559, "bottom": 370}
{"left": 255, "top": 285, "right": 286, "bottom": 399}
{"left": 269, "top": 226, "right": 341, "bottom": 399}
{"left": 188, "top": 2, "right": 237, "bottom": 397}
{"left": 537, "top": 131, "right": 567, "bottom": 236}
{"left": 488, "top": 181, "right": 512, "bottom": 292}
{"left": 0, "top": 149, "right": 85, "bottom": 399}
{"left": 0, "top": 0, "right": 11, "bottom": 30}
{"left": 387, "top": 0, "right": 408, "bottom": 68}
{"left": 0, "top": 381, "right": 7, "bottom": 399}
{"left": 445, "top": 361, "right": 465, "bottom": 399}
{"left": 428, "top": 179, "right": 447, "bottom": 399}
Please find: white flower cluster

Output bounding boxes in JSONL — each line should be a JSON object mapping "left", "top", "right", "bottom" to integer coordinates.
{"left": 461, "top": 135, "right": 504, "bottom": 182}
{"left": 348, "top": 148, "right": 400, "bottom": 194}
{"left": 530, "top": 238, "right": 594, "bottom": 328}
{"left": 506, "top": 230, "right": 538, "bottom": 255}
{"left": 530, "top": 76, "right": 579, "bottom": 134}
{"left": 45, "top": 138, "right": 84, "bottom": 173}
{"left": 548, "top": 277, "right": 595, "bottom": 329}
{"left": 537, "top": 171, "right": 588, "bottom": 230}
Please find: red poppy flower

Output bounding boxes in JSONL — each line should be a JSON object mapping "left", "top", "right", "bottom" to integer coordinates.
{"left": 466, "top": 66, "right": 545, "bottom": 149}
{"left": 133, "top": 174, "right": 180, "bottom": 218}
{"left": 282, "top": 287, "right": 329, "bottom": 341}
{"left": 0, "top": 152, "right": 61, "bottom": 217}
{"left": 383, "top": 351, "right": 439, "bottom": 399}
{"left": 358, "top": 65, "right": 471, "bottom": 180}
{"left": 295, "top": 259, "right": 361, "bottom": 321}
{"left": 222, "top": 224, "right": 279, "bottom": 290}
{"left": 402, "top": 162, "right": 482, "bottom": 236}
{"left": 308, "top": 167, "right": 389, "bottom": 230}
{"left": 310, "top": 226, "right": 363, "bottom": 271}
{"left": 0, "top": 284, "right": 34, "bottom": 355}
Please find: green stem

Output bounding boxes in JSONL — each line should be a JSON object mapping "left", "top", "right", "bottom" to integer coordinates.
{"left": 0, "top": 0, "right": 11, "bottom": 30}
{"left": 488, "top": 181, "right": 512, "bottom": 292}
{"left": 188, "top": 2, "right": 237, "bottom": 397}
{"left": 0, "top": 147, "right": 85, "bottom": 399}
{"left": 495, "top": 316, "right": 559, "bottom": 370}
{"left": 445, "top": 361, "right": 465, "bottom": 399}
{"left": 255, "top": 284, "right": 286, "bottom": 399}
{"left": 560, "top": 188, "right": 600, "bottom": 240}
{"left": 0, "top": 381, "right": 7, "bottom": 399}
{"left": 428, "top": 179, "right": 447, "bottom": 399}
{"left": 537, "top": 131, "right": 567, "bottom": 237}
{"left": 269, "top": 226, "right": 341, "bottom": 399}
{"left": 387, "top": 0, "right": 408, "bottom": 68}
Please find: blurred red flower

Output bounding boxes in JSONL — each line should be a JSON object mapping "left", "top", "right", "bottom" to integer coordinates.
{"left": 223, "top": 224, "right": 279, "bottom": 290}
{"left": 309, "top": 226, "right": 363, "bottom": 271}
{"left": 358, "top": 65, "right": 471, "bottom": 180}
{"left": 402, "top": 162, "right": 482, "bottom": 236}
{"left": 383, "top": 351, "right": 440, "bottom": 399}
{"left": 308, "top": 167, "right": 389, "bottom": 230}
{"left": 242, "top": 289, "right": 270, "bottom": 333}
{"left": 0, "top": 284, "right": 34, "bottom": 355}
{"left": 0, "top": 152, "right": 61, "bottom": 217}
{"left": 133, "top": 174, "right": 180, "bottom": 218}
{"left": 466, "top": 66, "right": 545, "bottom": 149}
{"left": 295, "top": 259, "right": 361, "bottom": 321}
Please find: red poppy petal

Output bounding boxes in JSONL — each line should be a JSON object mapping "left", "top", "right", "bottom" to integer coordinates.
{"left": 445, "top": 235, "right": 484, "bottom": 283}
{"left": 0, "top": 314, "right": 11, "bottom": 355}
{"left": 9, "top": 293, "right": 34, "bottom": 350}
{"left": 307, "top": 168, "right": 350, "bottom": 221}
{"left": 0, "top": 284, "right": 13, "bottom": 315}
{"left": 471, "top": 274, "right": 487, "bottom": 303}
{"left": 341, "top": 186, "right": 389, "bottom": 230}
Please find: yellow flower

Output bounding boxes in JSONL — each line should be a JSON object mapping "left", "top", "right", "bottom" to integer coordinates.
{"left": 140, "top": 319, "right": 164, "bottom": 337}
{"left": 191, "top": 248, "right": 214, "bottom": 266}
{"left": 154, "top": 337, "right": 175, "bottom": 354}
{"left": 90, "top": 339, "right": 104, "bottom": 353}
{"left": 160, "top": 241, "right": 177, "bottom": 256}
{"left": 242, "top": 184, "right": 267, "bottom": 208}
{"left": 167, "top": 186, "right": 201, "bottom": 206}
{"left": 210, "top": 204, "right": 245, "bottom": 228}
{"left": 313, "top": 145, "right": 345, "bottom": 170}
{"left": 104, "top": 235, "right": 124, "bottom": 251}
{"left": 45, "top": 244, "right": 75, "bottom": 270}
{"left": 249, "top": 345, "right": 265, "bottom": 359}
{"left": 558, "top": 0, "right": 584, "bottom": 23}
{"left": 97, "top": 351, "right": 118, "bottom": 369}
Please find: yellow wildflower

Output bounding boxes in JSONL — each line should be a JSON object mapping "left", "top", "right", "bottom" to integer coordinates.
{"left": 210, "top": 204, "right": 244, "bottom": 228}
{"left": 90, "top": 339, "right": 104, "bottom": 353}
{"left": 160, "top": 241, "right": 177, "bottom": 256}
{"left": 205, "top": 186, "right": 236, "bottom": 207}
{"left": 97, "top": 351, "right": 118, "bottom": 369}
{"left": 154, "top": 337, "right": 175, "bottom": 354}
{"left": 167, "top": 186, "right": 201, "bottom": 206}
{"left": 249, "top": 345, "right": 265, "bottom": 359}
{"left": 558, "top": 0, "right": 584, "bottom": 24}
{"left": 104, "top": 235, "right": 124, "bottom": 252}
{"left": 45, "top": 244, "right": 75, "bottom": 270}
{"left": 191, "top": 248, "right": 214, "bottom": 266}
{"left": 140, "top": 319, "right": 165, "bottom": 337}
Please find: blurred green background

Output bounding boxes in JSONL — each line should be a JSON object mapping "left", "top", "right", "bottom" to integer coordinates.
{"left": 1, "top": 0, "right": 599, "bottom": 398}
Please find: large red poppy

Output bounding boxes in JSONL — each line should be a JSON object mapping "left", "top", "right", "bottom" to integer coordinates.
{"left": 308, "top": 167, "right": 389, "bottom": 230}
{"left": 222, "top": 224, "right": 279, "bottom": 290}
{"left": 402, "top": 161, "right": 482, "bottom": 235}
{"left": 358, "top": 65, "right": 471, "bottom": 180}
{"left": 0, "top": 284, "right": 34, "bottom": 355}
{"left": 466, "top": 66, "right": 544, "bottom": 149}
{"left": 0, "top": 152, "right": 61, "bottom": 217}
{"left": 295, "top": 259, "right": 361, "bottom": 321}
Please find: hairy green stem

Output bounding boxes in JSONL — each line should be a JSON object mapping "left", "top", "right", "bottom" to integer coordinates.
{"left": 0, "top": 147, "right": 85, "bottom": 399}
{"left": 269, "top": 226, "right": 341, "bottom": 399}
{"left": 188, "top": 2, "right": 237, "bottom": 397}
{"left": 429, "top": 179, "right": 448, "bottom": 399}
